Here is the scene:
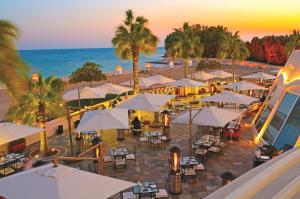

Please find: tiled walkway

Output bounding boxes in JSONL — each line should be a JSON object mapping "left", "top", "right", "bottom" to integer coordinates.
{"left": 29, "top": 115, "right": 256, "bottom": 199}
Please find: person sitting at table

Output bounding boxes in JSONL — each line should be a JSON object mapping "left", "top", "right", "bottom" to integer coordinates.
{"left": 131, "top": 116, "right": 141, "bottom": 136}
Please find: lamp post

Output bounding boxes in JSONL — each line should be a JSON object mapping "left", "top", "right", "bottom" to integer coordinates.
{"left": 168, "top": 146, "right": 181, "bottom": 194}
{"left": 162, "top": 110, "right": 171, "bottom": 141}
{"left": 169, "top": 61, "right": 174, "bottom": 78}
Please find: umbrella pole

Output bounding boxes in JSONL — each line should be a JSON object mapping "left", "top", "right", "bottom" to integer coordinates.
{"left": 66, "top": 104, "right": 74, "bottom": 155}
{"left": 189, "top": 108, "right": 192, "bottom": 155}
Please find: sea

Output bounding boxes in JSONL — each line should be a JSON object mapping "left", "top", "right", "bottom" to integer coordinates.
{"left": 19, "top": 47, "right": 166, "bottom": 78}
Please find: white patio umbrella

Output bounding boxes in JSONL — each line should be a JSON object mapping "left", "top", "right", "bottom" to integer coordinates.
{"left": 172, "top": 106, "right": 241, "bottom": 128}
{"left": 120, "top": 77, "right": 159, "bottom": 88}
{"left": 76, "top": 109, "right": 129, "bottom": 132}
{"left": 63, "top": 86, "right": 106, "bottom": 101}
{"left": 95, "top": 83, "right": 132, "bottom": 95}
{"left": 167, "top": 78, "right": 205, "bottom": 87}
{"left": 190, "top": 71, "right": 217, "bottom": 81}
{"left": 210, "top": 70, "right": 233, "bottom": 78}
{"left": 0, "top": 164, "right": 136, "bottom": 199}
{"left": 242, "top": 72, "right": 276, "bottom": 80}
{"left": 116, "top": 93, "right": 175, "bottom": 112}
{"left": 0, "top": 123, "right": 42, "bottom": 145}
{"left": 224, "top": 81, "right": 267, "bottom": 91}
{"left": 145, "top": 74, "right": 175, "bottom": 84}
{"left": 202, "top": 91, "right": 259, "bottom": 105}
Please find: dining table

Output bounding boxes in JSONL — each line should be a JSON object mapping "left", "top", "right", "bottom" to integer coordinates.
{"left": 132, "top": 180, "right": 159, "bottom": 199}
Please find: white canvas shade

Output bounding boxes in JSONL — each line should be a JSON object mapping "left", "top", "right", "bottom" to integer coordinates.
{"left": 96, "top": 83, "right": 132, "bottom": 95}
{"left": 117, "top": 93, "right": 175, "bottom": 112}
{"left": 190, "top": 71, "right": 217, "bottom": 81}
{"left": 224, "top": 81, "right": 267, "bottom": 91}
{"left": 120, "top": 77, "right": 159, "bottom": 88}
{"left": 0, "top": 123, "right": 42, "bottom": 145}
{"left": 242, "top": 72, "right": 276, "bottom": 80}
{"left": 0, "top": 164, "right": 136, "bottom": 199}
{"left": 63, "top": 87, "right": 106, "bottom": 101}
{"left": 167, "top": 78, "right": 205, "bottom": 87}
{"left": 210, "top": 70, "right": 233, "bottom": 78}
{"left": 76, "top": 109, "right": 129, "bottom": 132}
{"left": 145, "top": 74, "right": 175, "bottom": 84}
{"left": 172, "top": 106, "right": 242, "bottom": 127}
{"left": 202, "top": 91, "right": 259, "bottom": 105}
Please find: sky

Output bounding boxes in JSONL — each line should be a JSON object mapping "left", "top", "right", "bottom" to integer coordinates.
{"left": 1, "top": 0, "right": 300, "bottom": 50}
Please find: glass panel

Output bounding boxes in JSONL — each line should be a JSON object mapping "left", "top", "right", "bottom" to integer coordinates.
{"left": 262, "top": 93, "right": 298, "bottom": 144}
{"left": 274, "top": 97, "right": 300, "bottom": 150}
{"left": 255, "top": 86, "right": 280, "bottom": 131}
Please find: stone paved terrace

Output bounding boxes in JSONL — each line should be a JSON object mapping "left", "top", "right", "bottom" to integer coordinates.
{"left": 28, "top": 114, "right": 256, "bottom": 199}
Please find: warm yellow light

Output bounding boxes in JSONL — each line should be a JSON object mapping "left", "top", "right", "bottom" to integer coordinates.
{"left": 295, "top": 136, "right": 300, "bottom": 148}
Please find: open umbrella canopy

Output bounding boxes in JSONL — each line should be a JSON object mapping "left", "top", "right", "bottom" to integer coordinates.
{"left": 223, "top": 81, "right": 267, "bottom": 91}
{"left": 76, "top": 109, "right": 129, "bottom": 132}
{"left": 242, "top": 72, "right": 276, "bottom": 80}
{"left": 95, "top": 83, "right": 132, "bottom": 95}
{"left": 63, "top": 87, "right": 106, "bottom": 101}
{"left": 167, "top": 78, "right": 205, "bottom": 87}
{"left": 120, "top": 77, "right": 159, "bottom": 88}
{"left": 145, "top": 74, "right": 175, "bottom": 84}
{"left": 0, "top": 123, "right": 42, "bottom": 145}
{"left": 210, "top": 70, "right": 233, "bottom": 78}
{"left": 0, "top": 164, "right": 136, "bottom": 199}
{"left": 116, "top": 93, "right": 175, "bottom": 112}
{"left": 172, "top": 106, "right": 242, "bottom": 127}
{"left": 202, "top": 91, "right": 259, "bottom": 105}
{"left": 190, "top": 71, "right": 217, "bottom": 81}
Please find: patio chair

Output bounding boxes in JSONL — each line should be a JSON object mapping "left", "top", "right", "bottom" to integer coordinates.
{"left": 194, "top": 148, "right": 208, "bottom": 163}
{"left": 182, "top": 167, "right": 197, "bottom": 183}
{"left": 150, "top": 137, "right": 162, "bottom": 149}
{"left": 103, "top": 148, "right": 113, "bottom": 163}
{"left": 155, "top": 188, "right": 169, "bottom": 198}
{"left": 115, "top": 156, "right": 126, "bottom": 169}
{"left": 138, "top": 136, "right": 148, "bottom": 145}
{"left": 208, "top": 146, "right": 221, "bottom": 159}
{"left": 126, "top": 146, "right": 136, "bottom": 161}
{"left": 122, "top": 191, "right": 137, "bottom": 199}
{"left": 196, "top": 163, "right": 206, "bottom": 177}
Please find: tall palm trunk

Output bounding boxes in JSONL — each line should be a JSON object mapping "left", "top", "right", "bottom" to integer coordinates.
{"left": 184, "top": 59, "right": 188, "bottom": 78}
{"left": 132, "top": 53, "right": 140, "bottom": 94}
{"left": 232, "top": 59, "right": 236, "bottom": 83}
{"left": 39, "top": 123, "right": 48, "bottom": 155}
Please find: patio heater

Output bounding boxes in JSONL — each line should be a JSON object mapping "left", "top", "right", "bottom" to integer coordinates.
{"left": 162, "top": 110, "right": 171, "bottom": 141}
{"left": 168, "top": 146, "right": 181, "bottom": 194}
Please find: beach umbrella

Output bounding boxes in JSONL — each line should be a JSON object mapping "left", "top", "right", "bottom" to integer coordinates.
{"left": 210, "top": 70, "right": 233, "bottom": 79}
{"left": 172, "top": 106, "right": 241, "bottom": 128}
{"left": 0, "top": 164, "right": 136, "bottom": 199}
{"left": 145, "top": 74, "right": 175, "bottom": 84}
{"left": 120, "top": 77, "right": 159, "bottom": 88}
{"left": 202, "top": 91, "right": 259, "bottom": 105}
{"left": 167, "top": 78, "right": 205, "bottom": 87}
{"left": 116, "top": 93, "right": 175, "bottom": 112}
{"left": 76, "top": 109, "right": 129, "bottom": 132}
{"left": 63, "top": 86, "right": 106, "bottom": 101}
{"left": 0, "top": 123, "right": 42, "bottom": 145}
{"left": 224, "top": 81, "right": 267, "bottom": 91}
{"left": 190, "top": 71, "right": 217, "bottom": 81}
{"left": 95, "top": 83, "right": 132, "bottom": 95}
{"left": 242, "top": 72, "right": 276, "bottom": 80}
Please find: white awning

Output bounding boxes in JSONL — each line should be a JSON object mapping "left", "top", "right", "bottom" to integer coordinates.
{"left": 0, "top": 164, "right": 136, "bottom": 199}
{"left": 224, "top": 81, "right": 268, "bottom": 91}
{"left": 242, "top": 72, "right": 276, "bottom": 80}
{"left": 167, "top": 78, "right": 205, "bottom": 87}
{"left": 116, "top": 93, "right": 175, "bottom": 112}
{"left": 0, "top": 123, "right": 42, "bottom": 145}
{"left": 76, "top": 109, "right": 129, "bottom": 132}
{"left": 120, "top": 77, "right": 159, "bottom": 88}
{"left": 190, "top": 71, "right": 217, "bottom": 81}
{"left": 95, "top": 83, "right": 132, "bottom": 95}
{"left": 63, "top": 87, "right": 106, "bottom": 101}
{"left": 202, "top": 91, "right": 259, "bottom": 105}
{"left": 210, "top": 70, "right": 233, "bottom": 78}
{"left": 145, "top": 74, "right": 175, "bottom": 84}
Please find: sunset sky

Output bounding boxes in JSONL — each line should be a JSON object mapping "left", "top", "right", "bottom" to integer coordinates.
{"left": 1, "top": 0, "right": 300, "bottom": 49}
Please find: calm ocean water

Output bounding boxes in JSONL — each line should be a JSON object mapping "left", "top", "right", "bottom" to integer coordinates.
{"left": 19, "top": 48, "right": 165, "bottom": 77}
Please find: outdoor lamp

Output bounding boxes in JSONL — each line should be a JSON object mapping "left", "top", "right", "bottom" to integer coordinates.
{"left": 169, "top": 146, "right": 180, "bottom": 173}
{"left": 168, "top": 146, "right": 181, "bottom": 194}
{"left": 169, "top": 61, "right": 174, "bottom": 69}
{"left": 115, "top": 65, "right": 123, "bottom": 75}
{"left": 162, "top": 110, "right": 170, "bottom": 128}
{"left": 188, "top": 59, "right": 193, "bottom": 67}
{"left": 31, "top": 73, "right": 39, "bottom": 82}
{"left": 145, "top": 63, "right": 152, "bottom": 71}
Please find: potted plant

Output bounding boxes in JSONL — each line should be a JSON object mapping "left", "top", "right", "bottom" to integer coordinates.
{"left": 9, "top": 138, "right": 26, "bottom": 153}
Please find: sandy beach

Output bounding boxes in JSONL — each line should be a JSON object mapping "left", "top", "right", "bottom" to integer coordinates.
{"left": 0, "top": 61, "right": 281, "bottom": 121}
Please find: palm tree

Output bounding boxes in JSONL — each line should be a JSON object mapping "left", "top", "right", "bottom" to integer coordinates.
{"left": 0, "top": 20, "right": 30, "bottom": 101}
{"left": 285, "top": 30, "right": 300, "bottom": 56}
{"left": 112, "top": 10, "right": 159, "bottom": 94}
{"left": 165, "top": 22, "right": 203, "bottom": 78}
{"left": 7, "top": 75, "right": 65, "bottom": 156}
{"left": 217, "top": 31, "right": 249, "bottom": 83}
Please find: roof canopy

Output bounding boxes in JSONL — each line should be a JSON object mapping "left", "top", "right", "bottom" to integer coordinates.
{"left": 0, "top": 164, "right": 136, "bottom": 199}
{"left": 63, "top": 87, "right": 106, "bottom": 101}
{"left": 0, "top": 123, "right": 42, "bottom": 145}
{"left": 76, "top": 109, "right": 129, "bottom": 132}
{"left": 116, "top": 93, "right": 175, "bottom": 112}
{"left": 172, "top": 106, "right": 241, "bottom": 127}
{"left": 145, "top": 74, "right": 175, "bottom": 84}
{"left": 120, "top": 77, "right": 159, "bottom": 88}
{"left": 242, "top": 72, "right": 276, "bottom": 80}
{"left": 95, "top": 83, "right": 132, "bottom": 95}
{"left": 224, "top": 81, "right": 267, "bottom": 91}
{"left": 202, "top": 91, "right": 259, "bottom": 105}
{"left": 210, "top": 70, "right": 233, "bottom": 78}
{"left": 167, "top": 78, "right": 205, "bottom": 87}
{"left": 191, "top": 71, "right": 217, "bottom": 81}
